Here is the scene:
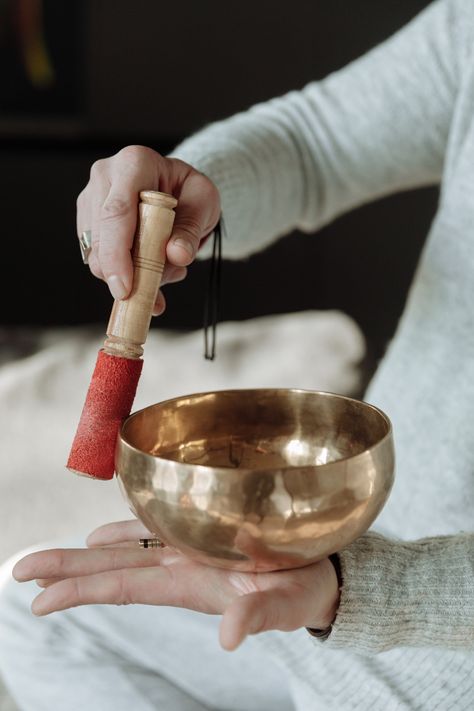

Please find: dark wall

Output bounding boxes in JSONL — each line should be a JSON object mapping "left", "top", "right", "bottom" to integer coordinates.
{"left": 0, "top": 0, "right": 436, "bottom": 366}
{"left": 83, "top": 0, "right": 431, "bottom": 138}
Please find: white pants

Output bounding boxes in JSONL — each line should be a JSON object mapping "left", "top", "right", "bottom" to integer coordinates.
{"left": 0, "top": 540, "right": 295, "bottom": 711}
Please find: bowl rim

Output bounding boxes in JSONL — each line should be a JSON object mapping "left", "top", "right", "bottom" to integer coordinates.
{"left": 118, "top": 388, "right": 393, "bottom": 476}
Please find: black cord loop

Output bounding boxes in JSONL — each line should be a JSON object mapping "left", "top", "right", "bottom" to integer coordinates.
{"left": 203, "top": 216, "right": 224, "bottom": 360}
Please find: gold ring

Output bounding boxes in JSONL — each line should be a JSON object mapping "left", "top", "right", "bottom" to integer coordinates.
{"left": 139, "top": 538, "right": 165, "bottom": 549}
{"left": 79, "top": 230, "right": 92, "bottom": 264}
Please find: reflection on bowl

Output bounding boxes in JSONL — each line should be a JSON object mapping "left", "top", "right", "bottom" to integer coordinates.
{"left": 116, "top": 389, "right": 394, "bottom": 571}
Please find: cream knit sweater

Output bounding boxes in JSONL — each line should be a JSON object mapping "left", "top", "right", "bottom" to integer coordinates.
{"left": 171, "top": 1, "right": 474, "bottom": 708}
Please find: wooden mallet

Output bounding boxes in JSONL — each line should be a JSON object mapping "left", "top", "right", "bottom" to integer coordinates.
{"left": 67, "top": 190, "right": 177, "bottom": 480}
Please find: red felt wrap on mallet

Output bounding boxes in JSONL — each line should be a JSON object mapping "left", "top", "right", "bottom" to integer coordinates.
{"left": 67, "top": 351, "right": 143, "bottom": 480}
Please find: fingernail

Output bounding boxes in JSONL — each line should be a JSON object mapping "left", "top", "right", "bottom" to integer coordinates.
{"left": 31, "top": 597, "right": 46, "bottom": 616}
{"left": 107, "top": 275, "right": 127, "bottom": 301}
{"left": 172, "top": 237, "right": 195, "bottom": 258}
{"left": 152, "top": 304, "right": 165, "bottom": 317}
{"left": 32, "top": 606, "right": 47, "bottom": 616}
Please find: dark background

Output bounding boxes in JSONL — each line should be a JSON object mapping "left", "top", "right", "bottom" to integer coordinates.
{"left": 0, "top": 0, "right": 436, "bottom": 371}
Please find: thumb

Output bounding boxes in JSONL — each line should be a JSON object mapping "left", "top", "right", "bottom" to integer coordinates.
{"left": 220, "top": 589, "right": 299, "bottom": 652}
{"left": 166, "top": 169, "right": 220, "bottom": 267}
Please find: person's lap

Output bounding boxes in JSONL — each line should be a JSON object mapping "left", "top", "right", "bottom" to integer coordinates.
{"left": 0, "top": 539, "right": 295, "bottom": 711}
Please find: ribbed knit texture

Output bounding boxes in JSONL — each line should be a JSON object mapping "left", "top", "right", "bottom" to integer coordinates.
{"left": 171, "top": 0, "right": 474, "bottom": 706}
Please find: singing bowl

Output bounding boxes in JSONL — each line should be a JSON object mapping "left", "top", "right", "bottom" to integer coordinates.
{"left": 116, "top": 389, "right": 394, "bottom": 571}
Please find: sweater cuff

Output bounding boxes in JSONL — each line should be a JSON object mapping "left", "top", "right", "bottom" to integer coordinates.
{"left": 317, "top": 531, "right": 474, "bottom": 653}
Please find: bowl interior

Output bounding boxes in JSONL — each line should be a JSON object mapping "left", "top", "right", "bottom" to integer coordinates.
{"left": 121, "top": 389, "right": 390, "bottom": 470}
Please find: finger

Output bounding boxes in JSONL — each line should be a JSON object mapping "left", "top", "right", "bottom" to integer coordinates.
{"left": 13, "top": 546, "right": 165, "bottom": 583}
{"left": 98, "top": 185, "right": 136, "bottom": 299}
{"left": 31, "top": 554, "right": 233, "bottom": 615}
{"left": 166, "top": 169, "right": 220, "bottom": 268}
{"left": 87, "top": 244, "right": 103, "bottom": 280}
{"left": 30, "top": 561, "right": 206, "bottom": 615}
{"left": 31, "top": 566, "right": 170, "bottom": 615}
{"left": 33, "top": 550, "right": 173, "bottom": 586}
{"left": 86, "top": 519, "right": 152, "bottom": 547}
{"left": 220, "top": 589, "right": 297, "bottom": 651}
{"left": 98, "top": 147, "right": 160, "bottom": 299}
{"left": 160, "top": 265, "right": 187, "bottom": 287}
{"left": 89, "top": 172, "right": 111, "bottom": 280}
{"left": 152, "top": 290, "right": 166, "bottom": 317}
{"left": 76, "top": 169, "right": 109, "bottom": 281}
{"left": 77, "top": 190, "right": 103, "bottom": 280}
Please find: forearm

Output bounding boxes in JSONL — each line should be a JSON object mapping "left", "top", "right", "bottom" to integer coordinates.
{"left": 171, "top": 0, "right": 466, "bottom": 259}
{"left": 322, "top": 531, "right": 474, "bottom": 653}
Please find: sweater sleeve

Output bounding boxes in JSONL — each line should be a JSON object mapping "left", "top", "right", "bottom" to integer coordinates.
{"left": 170, "top": 0, "right": 469, "bottom": 260}
{"left": 319, "top": 531, "right": 474, "bottom": 653}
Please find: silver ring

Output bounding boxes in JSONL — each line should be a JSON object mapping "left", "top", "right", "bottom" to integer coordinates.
{"left": 79, "top": 230, "right": 92, "bottom": 264}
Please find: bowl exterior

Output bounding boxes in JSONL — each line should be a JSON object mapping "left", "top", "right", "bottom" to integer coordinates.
{"left": 116, "top": 390, "right": 394, "bottom": 571}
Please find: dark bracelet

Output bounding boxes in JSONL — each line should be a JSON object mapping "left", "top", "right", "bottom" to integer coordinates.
{"left": 306, "top": 553, "right": 342, "bottom": 640}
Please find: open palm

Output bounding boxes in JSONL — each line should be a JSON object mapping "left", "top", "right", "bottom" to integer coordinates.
{"left": 13, "top": 519, "right": 339, "bottom": 650}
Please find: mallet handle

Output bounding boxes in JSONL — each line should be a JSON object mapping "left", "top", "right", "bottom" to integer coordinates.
{"left": 104, "top": 190, "right": 177, "bottom": 359}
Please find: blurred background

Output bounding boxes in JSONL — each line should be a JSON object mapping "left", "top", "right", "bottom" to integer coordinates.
{"left": 0, "top": 0, "right": 436, "bottom": 373}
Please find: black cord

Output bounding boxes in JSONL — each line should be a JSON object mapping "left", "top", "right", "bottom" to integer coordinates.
{"left": 203, "top": 217, "right": 224, "bottom": 360}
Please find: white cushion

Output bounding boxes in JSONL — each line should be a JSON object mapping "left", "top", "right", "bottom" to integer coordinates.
{"left": 0, "top": 311, "right": 364, "bottom": 563}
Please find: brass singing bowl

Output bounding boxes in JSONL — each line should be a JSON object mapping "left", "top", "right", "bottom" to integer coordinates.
{"left": 116, "top": 389, "right": 394, "bottom": 571}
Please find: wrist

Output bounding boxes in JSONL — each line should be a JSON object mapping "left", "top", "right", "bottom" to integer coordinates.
{"left": 306, "top": 553, "right": 342, "bottom": 637}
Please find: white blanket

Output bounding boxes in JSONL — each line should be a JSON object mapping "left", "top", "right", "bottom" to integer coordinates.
{"left": 0, "top": 311, "right": 364, "bottom": 564}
